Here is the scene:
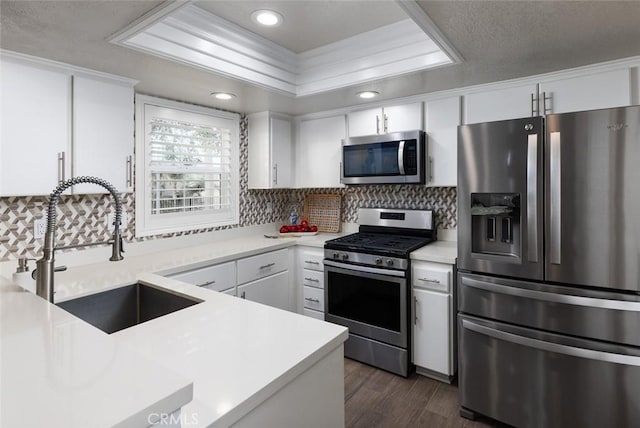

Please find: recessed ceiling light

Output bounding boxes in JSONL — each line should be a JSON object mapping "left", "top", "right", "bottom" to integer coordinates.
{"left": 251, "top": 10, "right": 283, "bottom": 27}
{"left": 357, "top": 91, "right": 380, "bottom": 99}
{"left": 210, "top": 92, "right": 236, "bottom": 100}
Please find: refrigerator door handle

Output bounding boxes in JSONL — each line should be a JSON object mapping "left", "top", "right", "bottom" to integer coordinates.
{"left": 550, "top": 131, "right": 562, "bottom": 264}
{"left": 461, "top": 275, "right": 640, "bottom": 311}
{"left": 527, "top": 134, "right": 539, "bottom": 263}
{"left": 462, "top": 318, "right": 640, "bottom": 366}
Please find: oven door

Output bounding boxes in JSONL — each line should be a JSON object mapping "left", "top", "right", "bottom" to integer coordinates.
{"left": 324, "top": 260, "right": 408, "bottom": 347}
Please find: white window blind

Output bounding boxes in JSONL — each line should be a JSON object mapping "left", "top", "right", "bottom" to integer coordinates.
{"left": 135, "top": 96, "right": 240, "bottom": 237}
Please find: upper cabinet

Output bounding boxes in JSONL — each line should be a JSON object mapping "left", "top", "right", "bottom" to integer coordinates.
{"left": 347, "top": 102, "right": 423, "bottom": 137}
{"left": 295, "top": 115, "right": 346, "bottom": 188}
{"left": 247, "top": 111, "right": 293, "bottom": 189}
{"left": 424, "top": 96, "right": 460, "bottom": 187}
{"left": 0, "top": 53, "right": 135, "bottom": 197}
{"left": 464, "top": 68, "right": 632, "bottom": 124}
{"left": 538, "top": 68, "right": 631, "bottom": 114}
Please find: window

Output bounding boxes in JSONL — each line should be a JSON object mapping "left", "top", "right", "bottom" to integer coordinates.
{"left": 135, "top": 95, "right": 240, "bottom": 237}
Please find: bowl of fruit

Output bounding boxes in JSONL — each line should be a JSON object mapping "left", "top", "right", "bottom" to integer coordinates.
{"left": 279, "top": 220, "right": 319, "bottom": 236}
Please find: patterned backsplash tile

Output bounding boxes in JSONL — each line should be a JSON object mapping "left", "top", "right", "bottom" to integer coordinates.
{"left": 0, "top": 114, "right": 457, "bottom": 261}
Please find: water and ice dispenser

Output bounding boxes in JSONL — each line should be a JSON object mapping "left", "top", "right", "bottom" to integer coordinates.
{"left": 470, "top": 193, "right": 521, "bottom": 258}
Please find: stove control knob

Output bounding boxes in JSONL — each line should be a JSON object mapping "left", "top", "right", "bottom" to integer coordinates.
{"left": 341, "top": 253, "right": 349, "bottom": 261}
{"left": 375, "top": 258, "right": 382, "bottom": 265}
{"left": 386, "top": 259, "right": 394, "bottom": 267}
{"left": 333, "top": 252, "right": 339, "bottom": 259}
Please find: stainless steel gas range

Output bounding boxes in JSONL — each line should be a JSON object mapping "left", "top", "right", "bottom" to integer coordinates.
{"left": 323, "top": 208, "right": 436, "bottom": 377}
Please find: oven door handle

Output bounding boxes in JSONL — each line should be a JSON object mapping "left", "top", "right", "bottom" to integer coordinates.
{"left": 324, "top": 260, "right": 406, "bottom": 278}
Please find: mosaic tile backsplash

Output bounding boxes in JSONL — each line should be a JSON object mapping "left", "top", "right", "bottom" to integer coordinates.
{"left": 0, "top": 115, "right": 457, "bottom": 261}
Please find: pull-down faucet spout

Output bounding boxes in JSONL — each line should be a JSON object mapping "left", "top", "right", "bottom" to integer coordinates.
{"left": 35, "top": 176, "right": 124, "bottom": 303}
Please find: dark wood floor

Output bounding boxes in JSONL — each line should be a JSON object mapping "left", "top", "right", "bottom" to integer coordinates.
{"left": 344, "top": 358, "right": 500, "bottom": 428}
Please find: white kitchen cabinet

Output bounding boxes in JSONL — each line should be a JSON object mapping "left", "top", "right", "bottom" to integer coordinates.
{"left": 248, "top": 111, "right": 292, "bottom": 189}
{"left": 411, "top": 260, "right": 454, "bottom": 381}
{"left": 0, "top": 57, "right": 71, "bottom": 196}
{"left": 538, "top": 68, "right": 631, "bottom": 114}
{"left": 347, "top": 102, "right": 423, "bottom": 137}
{"left": 295, "top": 115, "right": 345, "bottom": 188}
{"left": 72, "top": 75, "right": 134, "bottom": 193}
{"left": 0, "top": 52, "right": 135, "bottom": 196}
{"left": 236, "top": 248, "right": 288, "bottom": 285}
{"left": 297, "top": 246, "right": 325, "bottom": 318}
{"left": 166, "top": 261, "right": 236, "bottom": 293}
{"left": 238, "top": 270, "right": 291, "bottom": 311}
{"left": 424, "top": 96, "right": 460, "bottom": 186}
{"left": 464, "top": 83, "right": 538, "bottom": 124}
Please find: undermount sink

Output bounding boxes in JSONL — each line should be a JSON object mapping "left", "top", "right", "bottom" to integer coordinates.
{"left": 57, "top": 283, "right": 202, "bottom": 334}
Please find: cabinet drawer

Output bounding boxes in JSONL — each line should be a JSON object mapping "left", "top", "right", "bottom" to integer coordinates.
{"left": 303, "top": 269, "right": 324, "bottom": 289}
{"left": 412, "top": 262, "right": 452, "bottom": 293}
{"left": 303, "top": 308, "right": 324, "bottom": 320}
{"left": 168, "top": 261, "right": 236, "bottom": 292}
{"left": 303, "top": 286, "right": 324, "bottom": 311}
{"left": 300, "top": 250, "right": 324, "bottom": 272}
{"left": 237, "top": 249, "right": 288, "bottom": 284}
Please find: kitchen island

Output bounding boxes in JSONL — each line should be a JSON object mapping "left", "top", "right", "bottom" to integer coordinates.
{"left": 0, "top": 232, "right": 348, "bottom": 427}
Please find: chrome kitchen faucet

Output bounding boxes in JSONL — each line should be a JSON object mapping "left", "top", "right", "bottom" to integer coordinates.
{"left": 35, "top": 176, "right": 124, "bottom": 303}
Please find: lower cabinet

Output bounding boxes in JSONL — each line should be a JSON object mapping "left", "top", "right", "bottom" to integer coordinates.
{"left": 411, "top": 260, "right": 455, "bottom": 381}
{"left": 238, "top": 271, "right": 290, "bottom": 311}
{"left": 297, "top": 246, "right": 325, "bottom": 319}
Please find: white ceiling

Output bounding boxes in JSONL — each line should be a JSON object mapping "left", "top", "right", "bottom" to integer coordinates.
{"left": 1, "top": 1, "right": 640, "bottom": 116}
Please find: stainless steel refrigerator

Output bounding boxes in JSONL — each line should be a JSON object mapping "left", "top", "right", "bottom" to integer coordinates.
{"left": 457, "top": 105, "right": 640, "bottom": 428}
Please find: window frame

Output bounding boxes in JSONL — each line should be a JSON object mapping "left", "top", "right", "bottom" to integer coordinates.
{"left": 134, "top": 94, "right": 240, "bottom": 237}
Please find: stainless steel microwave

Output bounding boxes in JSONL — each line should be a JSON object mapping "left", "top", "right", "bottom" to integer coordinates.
{"left": 341, "top": 130, "right": 426, "bottom": 185}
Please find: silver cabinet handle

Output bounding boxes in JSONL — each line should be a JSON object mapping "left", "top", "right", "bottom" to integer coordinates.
{"left": 57, "top": 152, "right": 66, "bottom": 184}
{"left": 531, "top": 92, "right": 538, "bottom": 116}
{"left": 383, "top": 114, "right": 388, "bottom": 133}
{"left": 339, "top": 161, "right": 343, "bottom": 184}
{"left": 550, "top": 131, "right": 562, "bottom": 265}
{"left": 397, "top": 140, "right": 406, "bottom": 175}
{"left": 414, "top": 296, "right": 418, "bottom": 324}
{"left": 418, "top": 277, "right": 441, "bottom": 284}
{"left": 542, "top": 91, "right": 552, "bottom": 114}
{"left": 375, "top": 115, "right": 380, "bottom": 134}
{"left": 259, "top": 262, "right": 276, "bottom": 270}
{"left": 428, "top": 156, "right": 433, "bottom": 183}
{"left": 273, "top": 164, "right": 278, "bottom": 185}
{"left": 126, "top": 155, "right": 133, "bottom": 187}
{"left": 526, "top": 134, "right": 539, "bottom": 262}
{"left": 198, "top": 280, "right": 216, "bottom": 287}
{"left": 461, "top": 275, "right": 640, "bottom": 311}
{"left": 462, "top": 318, "right": 640, "bottom": 366}
{"left": 305, "top": 297, "right": 320, "bottom": 303}
{"left": 304, "top": 260, "right": 320, "bottom": 265}
{"left": 305, "top": 277, "right": 320, "bottom": 283}
{"left": 241, "top": 291, "right": 246, "bottom": 299}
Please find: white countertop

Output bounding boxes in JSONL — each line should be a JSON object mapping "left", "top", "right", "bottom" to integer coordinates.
{"left": 0, "top": 279, "right": 193, "bottom": 428}
{"left": 1, "top": 229, "right": 454, "bottom": 427}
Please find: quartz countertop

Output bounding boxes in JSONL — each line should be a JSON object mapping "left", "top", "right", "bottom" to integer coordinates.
{"left": 411, "top": 240, "right": 457, "bottom": 265}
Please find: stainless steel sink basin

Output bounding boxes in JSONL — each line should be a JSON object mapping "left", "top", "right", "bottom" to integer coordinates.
{"left": 57, "top": 283, "right": 202, "bottom": 334}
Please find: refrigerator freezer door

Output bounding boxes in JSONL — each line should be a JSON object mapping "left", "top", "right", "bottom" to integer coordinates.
{"left": 458, "top": 116, "right": 543, "bottom": 280}
{"left": 545, "top": 105, "right": 640, "bottom": 291}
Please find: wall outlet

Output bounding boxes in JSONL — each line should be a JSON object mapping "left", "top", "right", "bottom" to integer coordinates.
{"left": 107, "top": 211, "right": 128, "bottom": 232}
{"left": 34, "top": 218, "right": 47, "bottom": 240}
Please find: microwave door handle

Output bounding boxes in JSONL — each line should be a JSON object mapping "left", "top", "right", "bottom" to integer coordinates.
{"left": 397, "top": 140, "right": 405, "bottom": 175}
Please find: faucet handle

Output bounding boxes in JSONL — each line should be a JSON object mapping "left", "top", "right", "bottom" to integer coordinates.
{"left": 54, "top": 265, "right": 67, "bottom": 272}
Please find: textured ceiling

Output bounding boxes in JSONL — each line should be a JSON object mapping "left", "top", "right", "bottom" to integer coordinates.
{"left": 1, "top": 1, "right": 640, "bottom": 116}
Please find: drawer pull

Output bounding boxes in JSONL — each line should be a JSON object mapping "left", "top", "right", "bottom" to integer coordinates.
{"left": 419, "top": 278, "right": 441, "bottom": 284}
{"left": 259, "top": 262, "right": 276, "bottom": 270}
{"left": 305, "top": 277, "right": 320, "bottom": 283}
{"left": 305, "top": 297, "right": 320, "bottom": 303}
{"left": 304, "top": 260, "right": 320, "bottom": 265}
{"left": 198, "top": 280, "right": 216, "bottom": 287}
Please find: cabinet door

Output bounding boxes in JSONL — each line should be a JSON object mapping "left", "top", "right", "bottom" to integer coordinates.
{"left": 347, "top": 107, "right": 381, "bottom": 137}
{"left": 73, "top": 75, "right": 134, "bottom": 193}
{"left": 296, "top": 115, "right": 345, "bottom": 188}
{"left": 412, "top": 288, "right": 452, "bottom": 375}
{"left": 539, "top": 68, "right": 631, "bottom": 114}
{"left": 464, "top": 83, "right": 538, "bottom": 124}
{"left": 238, "top": 270, "right": 290, "bottom": 311}
{"left": 0, "top": 59, "right": 71, "bottom": 196}
{"left": 384, "top": 102, "right": 423, "bottom": 133}
{"left": 425, "top": 96, "right": 460, "bottom": 186}
{"left": 167, "top": 261, "right": 236, "bottom": 292}
{"left": 270, "top": 117, "right": 292, "bottom": 188}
